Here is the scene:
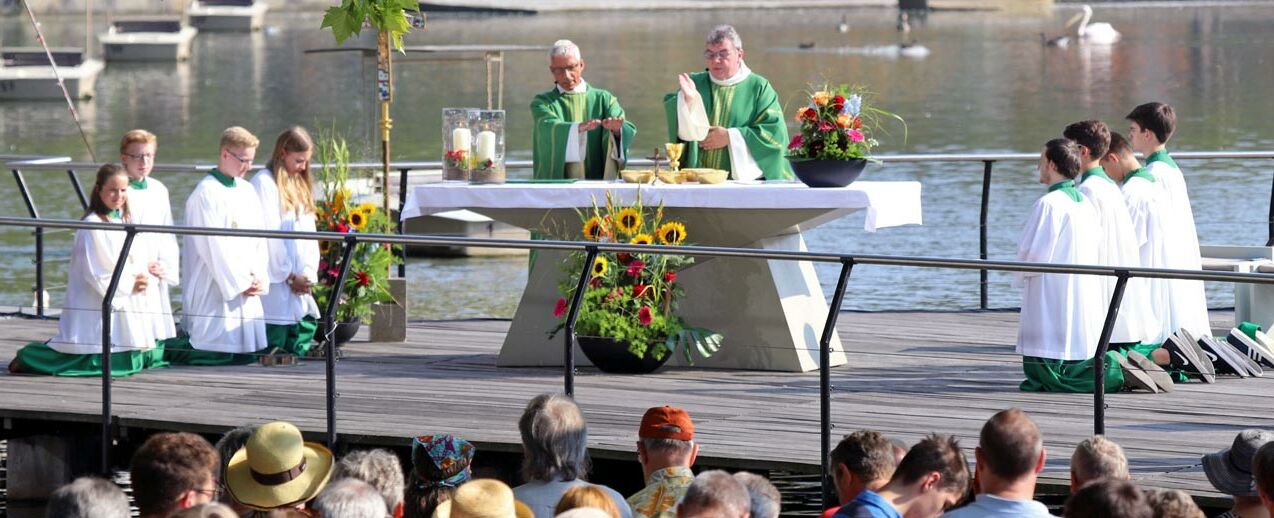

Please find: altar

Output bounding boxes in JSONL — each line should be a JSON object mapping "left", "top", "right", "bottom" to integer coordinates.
{"left": 402, "top": 180, "right": 922, "bottom": 372}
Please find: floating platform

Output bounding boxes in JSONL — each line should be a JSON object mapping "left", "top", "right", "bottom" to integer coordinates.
{"left": 186, "top": 0, "right": 268, "bottom": 31}
{"left": 99, "top": 16, "right": 198, "bottom": 62}
{"left": 0, "top": 48, "right": 103, "bottom": 100}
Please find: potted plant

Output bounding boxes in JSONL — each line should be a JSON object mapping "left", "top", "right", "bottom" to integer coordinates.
{"left": 312, "top": 136, "right": 401, "bottom": 345}
{"left": 548, "top": 194, "right": 722, "bottom": 373}
{"left": 786, "top": 85, "right": 905, "bottom": 188}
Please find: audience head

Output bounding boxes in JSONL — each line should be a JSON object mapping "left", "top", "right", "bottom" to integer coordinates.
{"left": 1255, "top": 441, "right": 1274, "bottom": 511}
{"left": 89, "top": 163, "right": 130, "bottom": 221}
{"left": 553, "top": 485, "right": 621, "bottom": 518}
{"left": 548, "top": 39, "right": 585, "bottom": 91}
{"left": 519, "top": 393, "right": 590, "bottom": 482}
{"left": 405, "top": 434, "right": 474, "bottom": 518}
{"left": 218, "top": 126, "right": 259, "bottom": 177}
{"left": 704, "top": 25, "right": 745, "bottom": 81}
{"left": 677, "top": 470, "right": 751, "bottom": 518}
{"left": 170, "top": 502, "right": 239, "bottom": 517}
{"left": 334, "top": 448, "right": 405, "bottom": 517}
{"left": 214, "top": 425, "right": 258, "bottom": 508}
{"left": 1125, "top": 102, "right": 1176, "bottom": 148}
{"left": 432, "top": 479, "right": 531, "bottom": 518}
{"left": 1040, "top": 138, "right": 1083, "bottom": 182}
{"left": 637, "top": 406, "right": 699, "bottom": 477}
{"left": 311, "top": 478, "right": 388, "bottom": 518}
{"left": 1063, "top": 479, "right": 1152, "bottom": 518}
{"left": 119, "top": 129, "right": 157, "bottom": 179}
{"left": 1070, "top": 435, "right": 1130, "bottom": 494}
{"left": 884, "top": 433, "right": 970, "bottom": 517}
{"left": 1062, "top": 120, "right": 1111, "bottom": 163}
{"left": 555, "top": 509, "right": 612, "bottom": 518}
{"left": 829, "top": 430, "right": 897, "bottom": 504}
{"left": 1203, "top": 429, "right": 1274, "bottom": 498}
{"left": 1142, "top": 488, "right": 1204, "bottom": 518}
{"left": 889, "top": 438, "right": 908, "bottom": 465}
{"left": 130, "top": 432, "right": 220, "bottom": 518}
{"left": 46, "top": 476, "right": 130, "bottom": 518}
{"left": 225, "top": 421, "right": 334, "bottom": 511}
{"left": 976, "top": 409, "right": 1045, "bottom": 486}
{"left": 733, "top": 472, "right": 780, "bottom": 518}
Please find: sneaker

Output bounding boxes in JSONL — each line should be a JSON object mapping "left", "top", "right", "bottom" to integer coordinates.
{"left": 1228, "top": 329, "right": 1274, "bottom": 369}
{"left": 1126, "top": 350, "right": 1175, "bottom": 393}
{"left": 1256, "top": 330, "right": 1274, "bottom": 353}
{"left": 1162, "top": 333, "right": 1214, "bottom": 383}
{"left": 1115, "top": 354, "right": 1158, "bottom": 393}
{"left": 1198, "top": 336, "right": 1250, "bottom": 377}
{"left": 1175, "top": 329, "right": 1218, "bottom": 379}
{"left": 1214, "top": 336, "right": 1264, "bottom": 377}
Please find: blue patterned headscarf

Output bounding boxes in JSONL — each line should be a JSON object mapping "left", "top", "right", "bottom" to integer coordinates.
{"left": 410, "top": 434, "right": 475, "bottom": 489}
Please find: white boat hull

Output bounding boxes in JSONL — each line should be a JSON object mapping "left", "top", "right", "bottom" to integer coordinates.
{"left": 100, "top": 27, "right": 198, "bottom": 61}
{"left": 0, "top": 59, "right": 104, "bottom": 100}
{"left": 187, "top": 2, "right": 267, "bottom": 31}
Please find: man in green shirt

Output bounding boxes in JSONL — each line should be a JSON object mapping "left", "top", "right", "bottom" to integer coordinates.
{"left": 663, "top": 25, "right": 792, "bottom": 181}
{"left": 530, "top": 39, "right": 635, "bottom": 180}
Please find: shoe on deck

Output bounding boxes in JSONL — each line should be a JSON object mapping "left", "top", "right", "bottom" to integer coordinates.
{"left": 1198, "top": 336, "right": 1251, "bottom": 377}
{"left": 1229, "top": 329, "right": 1274, "bottom": 369}
{"left": 1115, "top": 353, "right": 1158, "bottom": 393}
{"left": 1126, "top": 350, "right": 1175, "bottom": 393}
{"left": 1175, "top": 329, "right": 1218, "bottom": 377}
{"left": 1163, "top": 332, "right": 1215, "bottom": 383}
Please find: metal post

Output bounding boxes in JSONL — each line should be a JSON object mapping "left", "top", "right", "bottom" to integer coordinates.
{"left": 68, "top": 169, "right": 89, "bottom": 210}
{"left": 820, "top": 258, "right": 855, "bottom": 509}
{"left": 100, "top": 226, "right": 138, "bottom": 474}
{"left": 1267, "top": 164, "right": 1274, "bottom": 246}
{"left": 561, "top": 246, "right": 598, "bottom": 396}
{"left": 323, "top": 236, "right": 357, "bottom": 449}
{"left": 397, "top": 167, "right": 409, "bottom": 279}
{"left": 1093, "top": 272, "right": 1129, "bottom": 436}
{"left": 13, "top": 169, "right": 45, "bottom": 317}
{"left": 979, "top": 161, "right": 992, "bottom": 310}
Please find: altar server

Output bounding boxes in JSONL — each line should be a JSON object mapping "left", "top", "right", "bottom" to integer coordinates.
{"left": 9, "top": 165, "right": 165, "bottom": 376}
{"left": 664, "top": 25, "right": 792, "bottom": 181}
{"left": 1126, "top": 102, "right": 1210, "bottom": 339}
{"left": 119, "top": 129, "right": 180, "bottom": 341}
{"left": 166, "top": 127, "right": 269, "bottom": 365}
{"left": 1101, "top": 132, "right": 1171, "bottom": 345}
{"left": 530, "top": 39, "right": 635, "bottom": 180}
{"left": 250, "top": 127, "right": 320, "bottom": 356}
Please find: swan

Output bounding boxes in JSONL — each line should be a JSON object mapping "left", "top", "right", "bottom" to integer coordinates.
{"left": 1074, "top": 5, "right": 1120, "bottom": 44}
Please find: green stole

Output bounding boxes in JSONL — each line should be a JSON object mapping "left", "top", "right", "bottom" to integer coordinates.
{"left": 1080, "top": 166, "right": 1115, "bottom": 185}
{"left": 129, "top": 177, "right": 148, "bottom": 190}
{"left": 209, "top": 169, "right": 235, "bottom": 187}
{"left": 1122, "top": 167, "right": 1155, "bottom": 185}
{"left": 1145, "top": 149, "right": 1178, "bottom": 170}
{"left": 530, "top": 85, "right": 636, "bottom": 180}
{"left": 1048, "top": 179, "right": 1082, "bottom": 202}
{"left": 662, "top": 71, "right": 793, "bottom": 180}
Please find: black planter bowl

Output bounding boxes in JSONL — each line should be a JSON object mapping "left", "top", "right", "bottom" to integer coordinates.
{"left": 577, "top": 336, "right": 670, "bottom": 374}
{"left": 789, "top": 158, "right": 868, "bottom": 188}
{"left": 331, "top": 319, "right": 361, "bottom": 345}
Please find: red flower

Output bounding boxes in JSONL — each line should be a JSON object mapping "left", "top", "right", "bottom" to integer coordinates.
{"left": 553, "top": 297, "right": 568, "bottom": 318}
{"left": 354, "top": 271, "right": 371, "bottom": 287}
{"left": 817, "top": 121, "right": 835, "bottom": 133}
{"left": 633, "top": 284, "right": 649, "bottom": 298}
{"left": 801, "top": 107, "right": 819, "bottom": 121}
{"left": 589, "top": 277, "right": 603, "bottom": 288}
{"left": 626, "top": 260, "right": 645, "bottom": 277}
{"left": 788, "top": 135, "right": 804, "bottom": 150}
{"left": 831, "top": 94, "right": 846, "bottom": 112}
{"left": 664, "top": 271, "right": 677, "bottom": 283}
{"left": 335, "top": 222, "right": 350, "bottom": 233}
{"left": 318, "top": 260, "right": 328, "bottom": 271}
{"left": 616, "top": 252, "right": 632, "bottom": 264}
{"left": 326, "top": 268, "right": 340, "bottom": 279}
{"left": 638, "top": 306, "right": 653, "bottom": 326}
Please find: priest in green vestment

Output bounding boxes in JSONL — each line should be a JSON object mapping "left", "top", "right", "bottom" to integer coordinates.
{"left": 531, "top": 40, "right": 635, "bottom": 180}
{"left": 662, "top": 25, "right": 793, "bottom": 181}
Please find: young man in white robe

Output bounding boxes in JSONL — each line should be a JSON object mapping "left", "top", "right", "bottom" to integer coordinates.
{"left": 1018, "top": 139, "right": 1141, "bottom": 393}
{"left": 1126, "top": 102, "right": 1211, "bottom": 341}
{"left": 119, "top": 130, "right": 180, "bottom": 342}
{"left": 165, "top": 127, "right": 270, "bottom": 365}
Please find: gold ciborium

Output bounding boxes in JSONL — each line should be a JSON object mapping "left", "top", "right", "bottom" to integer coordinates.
{"left": 665, "top": 142, "right": 685, "bottom": 171}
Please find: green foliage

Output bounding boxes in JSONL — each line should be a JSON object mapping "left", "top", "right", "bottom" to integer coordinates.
{"left": 320, "top": 0, "right": 421, "bottom": 51}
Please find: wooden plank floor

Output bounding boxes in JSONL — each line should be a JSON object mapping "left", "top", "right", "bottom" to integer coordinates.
{"left": 0, "top": 310, "right": 1266, "bottom": 503}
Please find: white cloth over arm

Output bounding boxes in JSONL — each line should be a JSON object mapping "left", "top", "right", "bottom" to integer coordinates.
{"left": 250, "top": 170, "right": 320, "bottom": 325}
{"left": 676, "top": 91, "right": 710, "bottom": 142}
{"left": 1080, "top": 178, "right": 1151, "bottom": 344}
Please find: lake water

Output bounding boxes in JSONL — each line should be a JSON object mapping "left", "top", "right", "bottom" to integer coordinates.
{"left": 1, "top": 4, "right": 1272, "bottom": 318}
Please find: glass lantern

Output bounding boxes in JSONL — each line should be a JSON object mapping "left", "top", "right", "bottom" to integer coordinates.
{"left": 468, "top": 109, "right": 506, "bottom": 184}
{"left": 442, "top": 108, "right": 474, "bottom": 182}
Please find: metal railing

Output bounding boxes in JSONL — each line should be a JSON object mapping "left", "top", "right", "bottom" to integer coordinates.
{"left": 3, "top": 215, "right": 1274, "bottom": 508}
{"left": 9, "top": 150, "right": 1273, "bottom": 318}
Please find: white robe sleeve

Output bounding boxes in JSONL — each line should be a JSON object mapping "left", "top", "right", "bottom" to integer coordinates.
{"left": 1014, "top": 198, "right": 1056, "bottom": 288}
{"left": 726, "top": 128, "right": 764, "bottom": 181}
{"left": 153, "top": 182, "right": 181, "bottom": 287}
{"left": 186, "top": 188, "right": 255, "bottom": 301}
{"left": 564, "top": 123, "right": 583, "bottom": 163}
{"left": 250, "top": 172, "right": 294, "bottom": 285}
{"left": 78, "top": 228, "right": 127, "bottom": 311}
{"left": 296, "top": 213, "right": 320, "bottom": 282}
{"left": 677, "top": 91, "right": 710, "bottom": 142}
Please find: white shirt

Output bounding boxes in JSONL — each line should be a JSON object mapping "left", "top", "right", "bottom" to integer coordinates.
{"left": 1078, "top": 171, "right": 1149, "bottom": 344}
{"left": 1122, "top": 172, "right": 1173, "bottom": 344}
{"left": 127, "top": 177, "right": 180, "bottom": 340}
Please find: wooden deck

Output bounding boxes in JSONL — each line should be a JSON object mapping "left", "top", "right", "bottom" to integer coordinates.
{"left": 0, "top": 309, "right": 1266, "bottom": 505}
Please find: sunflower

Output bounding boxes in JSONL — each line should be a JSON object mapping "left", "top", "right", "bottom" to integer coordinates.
{"left": 591, "top": 256, "right": 609, "bottom": 277}
{"left": 582, "top": 216, "right": 606, "bottom": 241}
{"left": 356, "top": 202, "right": 378, "bottom": 216}
{"left": 630, "top": 234, "right": 653, "bottom": 245}
{"left": 656, "top": 222, "right": 687, "bottom": 245}
{"left": 615, "top": 208, "right": 642, "bottom": 235}
{"left": 348, "top": 211, "right": 368, "bottom": 231}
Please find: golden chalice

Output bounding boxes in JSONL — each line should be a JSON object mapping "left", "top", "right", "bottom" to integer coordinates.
{"left": 665, "top": 142, "right": 685, "bottom": 171}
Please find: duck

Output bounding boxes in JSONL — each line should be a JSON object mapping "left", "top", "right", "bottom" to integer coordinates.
{"left": 798, "top": 41, "right": 816, "bottom": 49}
{"left": 1041, "top": 32, "right": 1070, "bottom": 48}
{"left": 838, "top": 15, "right": 849, "bottom": 33}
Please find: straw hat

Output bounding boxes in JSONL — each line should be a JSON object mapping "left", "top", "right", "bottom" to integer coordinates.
{"left": 225, "top": 421, "right": 334, "bottom": 510}
{"left": 431, "top": 479, "right": 533, "bottom": 518}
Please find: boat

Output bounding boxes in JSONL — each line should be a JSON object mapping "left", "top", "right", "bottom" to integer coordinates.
{"left": 187, "top": 0, "right": 268, "bottom": 32}
{"left": 99, "top": 16, "right": 199, "bottom": 62}
{"left": 0, "top": 48, "right": 104, "bottom": 100}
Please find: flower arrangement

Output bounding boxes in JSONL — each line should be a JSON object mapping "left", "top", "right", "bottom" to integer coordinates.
{"left": 548, "top": 194, "right": 721, "bottom": 364}
{"left": 787, "top": 84, "right": 904, "bottom": 162}
{"left": 312, "top": 136, "right": 400, "bottom": 325}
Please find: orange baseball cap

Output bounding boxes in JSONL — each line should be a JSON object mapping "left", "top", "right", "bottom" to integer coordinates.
{"left": 639, "top": 406, "right": 694, "bottom": 441}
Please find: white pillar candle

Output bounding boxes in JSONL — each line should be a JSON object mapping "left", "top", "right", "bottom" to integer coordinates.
{"left": 475, "top": 130, "right": 496, "bottom": 163}
{"left": 451, "top": 127, "right": 471, "bottom": 153}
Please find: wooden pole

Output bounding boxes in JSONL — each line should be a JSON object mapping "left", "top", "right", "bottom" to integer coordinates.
{"left": 376, "top": 31, "right": 393, "bottom": 214}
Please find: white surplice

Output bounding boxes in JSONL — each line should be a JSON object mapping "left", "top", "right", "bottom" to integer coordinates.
{"left": 249, "top": 170, "right": 320, "bottom": 325}
{"left": 1122, "top": 171, "right": 1173, "bottom": 344}
{"left": 181, "top": 173, "right": 270, "bottom": 353}
{"left": 47, "top": 213, "right": 158, "bottom": 354}
{"left": 127, "top": 177, "right": 180, "bottom": 340}
{"left": 1015, "top": 188, "right": 1106, "bottom": 360}
{"left": 1078, "top": 172, "right": 1150, "bottom": 344}
{"left": 1145, "top": 156, "right": 1211, "bottom": 337}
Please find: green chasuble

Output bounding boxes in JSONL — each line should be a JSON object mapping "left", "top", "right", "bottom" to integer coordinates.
{"left": 662, "top": 71, "right": 793, "bottom": 180}
{"left": 531, "top": 85, "right": 636, "bottom": 180}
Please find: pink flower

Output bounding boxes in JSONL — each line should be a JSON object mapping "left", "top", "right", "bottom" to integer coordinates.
{"left": 553, "top": 297, "right": 568, "bottom": 318}
{"left": 847, "top": 129, "right": 866, "bottom": 143}
{"left": 326, "top": 268, "right": 340, "bottom": 279}
{"left": 817, "top": 121, "right": 835, "bottom": 133}
{"left": 626, "top": 260, "right": 645, "bottom": 277}
{"left": 788, "top": 135, "right": 804, "bottom": 150}
{"left": 638, "top": 306, "right": 653, "bottom": 326}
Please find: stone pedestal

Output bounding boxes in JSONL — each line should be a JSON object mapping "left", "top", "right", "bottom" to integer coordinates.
{"left": 369, "top": 277, "right": 407, "bottom": 342}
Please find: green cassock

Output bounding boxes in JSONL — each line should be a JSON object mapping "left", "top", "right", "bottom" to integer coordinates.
{"left": 662, "top": 71, "right": 793, "bottom": 180}
{"left": 531, "top": 85, "right": 636, "bottom": 180}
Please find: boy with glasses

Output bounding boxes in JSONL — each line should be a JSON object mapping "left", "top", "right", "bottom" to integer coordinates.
{"left": 120, "top": 129, "right": 181, "bottom": 344}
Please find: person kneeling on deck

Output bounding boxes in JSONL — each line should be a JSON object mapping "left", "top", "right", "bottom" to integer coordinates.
{"left": 531, "top": 39, "right": 635, "bottom": 180}
{"left": 629, "top": 406, "right": 699, "bottom": 518}
{"left": 9, "top": 165, "right": 167, "bottom": 376}
{"left": 1016, "top": 138, "right": 1159, "bottom": 393}
{"left": 121, "top": 129, "right": 181, "bottom": 345}
{"left": 165, "top": 126, "right": 270, "bottom": 365}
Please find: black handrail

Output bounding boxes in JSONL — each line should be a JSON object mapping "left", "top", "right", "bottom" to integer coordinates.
{"left": 99, "top": 226, "right": 137, "bottom": 474}
{"left": 819, "top": 259, "right": 855, "bottom": 507}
